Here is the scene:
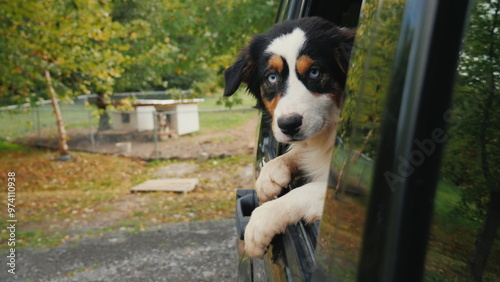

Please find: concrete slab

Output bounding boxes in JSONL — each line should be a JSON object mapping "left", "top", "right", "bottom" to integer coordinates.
{"left": 131, "top": 178, "right": 198, "bottom": 193}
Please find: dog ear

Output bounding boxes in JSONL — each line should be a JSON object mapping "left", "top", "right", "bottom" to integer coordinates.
{"left": 224, "top": 34, "right": 267, "bottom": 98}
{"left": 223, "top": 53, "right": 249, "bottom": 97}
{"left": 334, "top": 29, "right": 356, "bottom": 74}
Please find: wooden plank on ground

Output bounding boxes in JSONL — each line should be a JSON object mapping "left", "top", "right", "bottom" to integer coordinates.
{"left": 131, "top": 178, "right": 198, "bottom": 193}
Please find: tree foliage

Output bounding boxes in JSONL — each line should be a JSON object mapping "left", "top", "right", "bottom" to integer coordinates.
{"left": 0, "top": 0, "right": 278, "bottom": 105}
{"left": 0, "top": 0, "right": 132, "bottom": 153}
{"left": 339, "top": 0, "right": 406, "bottom": 158}
{"left": 0, "top": 0, "right": 277, "bottom": 155}
{"left": 111, "top": 0, "right": 278, "bottom": 94}
{"left": 444, "top": 0, "right": 500, "bottom": 219}
{"left": 0, "top": 0, "right": 129, "bottom": 105}
{"left": 441, "top": 0, "right": 500, "bottom": 280}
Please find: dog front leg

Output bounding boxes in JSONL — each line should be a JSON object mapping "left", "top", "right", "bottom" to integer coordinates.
{"left": 244, "top": 181, "right": 327, "bottom": 258}
{"left": 255, "top": 151, "right": 298, "bottom": 203}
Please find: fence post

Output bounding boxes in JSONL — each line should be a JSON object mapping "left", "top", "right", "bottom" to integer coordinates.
{"left": 88, "top": 109, "right": 96, "bottom": 153}
{"left": 153, "top": 111, "right": 159, "bottom": 159}
{"left": 359, "top": 161, "right": 367, "bottom": 188}
{"left": 36, "top": 107, "right": 41, "bottom": 146}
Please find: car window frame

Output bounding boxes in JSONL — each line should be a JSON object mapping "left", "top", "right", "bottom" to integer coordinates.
{"left": 237, "top": 0, "right": 472, "bottom": 280}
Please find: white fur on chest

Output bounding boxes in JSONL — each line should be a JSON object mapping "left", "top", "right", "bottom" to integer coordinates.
{"left": 290, "top": 117, "right": 338, "bottom": 182}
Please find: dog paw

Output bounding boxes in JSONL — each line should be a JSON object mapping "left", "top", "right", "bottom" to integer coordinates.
{"left": 255, "top": 157, "right": 292, "bottom": 202}
{"left": 244, "top": 183, "right": 326, "bottom": 258}
{"left": 244, "top": 201, "right": 286, "bottom": 258}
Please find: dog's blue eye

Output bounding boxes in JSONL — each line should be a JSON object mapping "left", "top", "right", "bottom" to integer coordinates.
{"left": 267, "top": 74, "right": 278, "bottom": 84}
{"left": 309, "top": 69, "right": 320, "bottom": 79}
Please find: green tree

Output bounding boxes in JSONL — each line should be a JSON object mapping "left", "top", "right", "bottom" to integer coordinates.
{"left": 110, "top": 0, "right": 277, "bottom": 94}
{"left": 111, "top": 0, "right": 186, "bottom": 92}
{"left": 0, "top": 0, "right": 277, "bottom": 149}
{"left": 0, "top": 0, "right": 129, "bottom": 154}
{"left": 339, "top": 0, "right": 406, "bottom": 158}
{"left": 442, "top": 0, "right": 500, "bottom": 280}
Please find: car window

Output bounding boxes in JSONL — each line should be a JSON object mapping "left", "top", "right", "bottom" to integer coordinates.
{"left": 314, "top": 0, "right": 407, "bottom": 279}
{"left": 242, "top": 0, "right": 483, "bottom": 280}
{"left": 424, "top": 0, "right": 500, "bottom": 280}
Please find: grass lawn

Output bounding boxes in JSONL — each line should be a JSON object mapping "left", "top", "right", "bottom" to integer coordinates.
{"left": 0, "top": 90, "right": 259, "bottom": 250}
{"left": 198, "top": 90, "right": 258, "bottom": 131}
{"left": 424, "top": 182, "right": 500, "bottom": 281}
{"left": 198, "top": 89, "right": 256, "bottom": 110}
{"left": 0, "top": 141, "right": 252, "bottom": 250}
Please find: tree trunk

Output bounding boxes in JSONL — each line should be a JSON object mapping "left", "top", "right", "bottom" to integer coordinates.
{"left": 98, "top": 107, "right": 111, "bottom": 131}
{"left": 469, "top": 190, "right": 500, "bottom": 281}
{"left": 44, "top": 70, "right": 69, "bottom": 156}
{"left": 97, "top": 93, "right": 111, "bottom": 131}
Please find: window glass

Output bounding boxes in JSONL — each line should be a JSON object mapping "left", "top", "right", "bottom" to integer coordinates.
{"left": 314, "top": 0, "right": 407, "bottom": 279}
{"left": 424, "top": 0, "right": 500, "bottom": 280}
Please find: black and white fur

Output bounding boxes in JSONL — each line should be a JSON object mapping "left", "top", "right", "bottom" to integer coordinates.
{"left": 224, "top": 17, "right": 354, "bottom": 258}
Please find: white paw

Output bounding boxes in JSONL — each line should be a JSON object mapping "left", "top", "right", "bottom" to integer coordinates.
{"left": 244, "top": 201, "right": 286, "bottom": 258}
{"left": 244, "top": 182, "right": 327, "bottom": 258}
{"left": 255, "top": 157, "right": 292, "bottom": 202}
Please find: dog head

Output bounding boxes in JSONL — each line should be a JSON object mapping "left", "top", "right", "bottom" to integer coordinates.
{"left": 224, "top": 17, "right": 354, "bottom": 143}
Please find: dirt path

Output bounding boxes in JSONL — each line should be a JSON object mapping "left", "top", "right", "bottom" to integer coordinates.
{"left": 136, "top": 115, "right": 259, "bottom": 160}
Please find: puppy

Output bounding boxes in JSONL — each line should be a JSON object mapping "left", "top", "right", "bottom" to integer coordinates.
{"left": 224, "top": 17, "right": 355, "bottom": 258}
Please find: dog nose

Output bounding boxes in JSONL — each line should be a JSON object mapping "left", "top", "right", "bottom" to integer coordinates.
{"left": 277, "top": 114, "right": 303, "bottom": 136}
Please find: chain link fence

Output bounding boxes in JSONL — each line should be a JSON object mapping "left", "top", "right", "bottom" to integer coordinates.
{"left": 331, "top": 140, "right": 374, "bottom": 192}
{"left": 1, "top": 96, "right": 257, "bottom": 160}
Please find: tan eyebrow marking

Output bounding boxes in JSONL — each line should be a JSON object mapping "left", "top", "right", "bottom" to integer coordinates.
{"left": 268, "top": 55, "right": 284, "bottom": 72}
{"left": 262, "top": 93, "right": 281, "bottom": 116}
{"left": 296, "top": 55, "right": 314, "bottom": 75}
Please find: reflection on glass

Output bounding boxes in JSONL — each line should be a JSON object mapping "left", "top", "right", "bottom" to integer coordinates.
{"left": 425, "top": 0, "right": 500, "bottom": 280}
{"left": 314, "top": 0, "right": 406, "bottom": 279}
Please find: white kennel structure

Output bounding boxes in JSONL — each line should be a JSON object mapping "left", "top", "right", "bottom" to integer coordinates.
{"left": 112, "top": 98, "right": 203, "bottom": 136}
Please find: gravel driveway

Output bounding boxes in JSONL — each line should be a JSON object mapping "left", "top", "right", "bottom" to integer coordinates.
{"left": 2, "top": 219, "right": 237, "bottom": 282}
